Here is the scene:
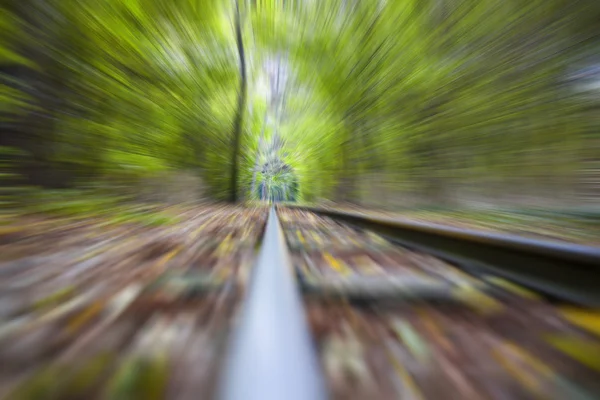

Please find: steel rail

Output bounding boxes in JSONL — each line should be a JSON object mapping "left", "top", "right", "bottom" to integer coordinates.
{"left": 282, "top": 205, "right": 600, "bottom": 306}
{"left": 218, "top": 207, "right": 326, "bottom": 400}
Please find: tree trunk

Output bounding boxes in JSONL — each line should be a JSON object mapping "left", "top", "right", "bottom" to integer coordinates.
{"left": 228, "top": 0, "right": 247, "bottom": 203}
{"left": 4, "top": 0, "right": 76, "bottom": 188}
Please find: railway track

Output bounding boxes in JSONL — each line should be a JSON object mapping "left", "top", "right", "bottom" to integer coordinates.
{"left": 278, "top": 208, "right": 600, "bottom": 399}
{"left": 0, "top": 205, "right": 599, "bottom": 399}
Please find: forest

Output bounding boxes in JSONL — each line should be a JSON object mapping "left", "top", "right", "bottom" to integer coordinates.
{"left": 1, "top": 0, "right": 600, "bottom": 210}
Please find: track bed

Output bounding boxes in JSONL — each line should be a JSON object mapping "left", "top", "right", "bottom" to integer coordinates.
{"left": 0, "top": 206, "right": 267, "bottom": 399}
{"left": 279, "top": 208, "right": 600, "bottom": 400}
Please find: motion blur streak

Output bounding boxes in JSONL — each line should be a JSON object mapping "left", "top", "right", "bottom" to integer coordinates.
{"left": 0, "top": 0, "right": 599, "bottom": 399}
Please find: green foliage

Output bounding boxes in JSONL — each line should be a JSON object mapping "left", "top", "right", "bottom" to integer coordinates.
{"left": 2, "top": 0, "right": 600, "bottom": 207}
{"left": 241, "top": 0, "right": 600, "bottom": 206}
{"left": 2, "top": 0, "right": 240, "bottom": 199}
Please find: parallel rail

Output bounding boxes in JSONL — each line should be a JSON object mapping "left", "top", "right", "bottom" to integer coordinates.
{"left": 282, "top": 205, "right": 600, "bottom": 306}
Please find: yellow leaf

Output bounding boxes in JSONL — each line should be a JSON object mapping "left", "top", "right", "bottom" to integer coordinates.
{"left": 546, "top": 335, "right": 600, "bottom": 372}
{"left": 67, "top": 301, "right": 104, "bottom": 334}
{"left": 451, "top": 285, "right": 503, "bottom": 314}
{"left": 559, "top": 308, "right": 600, "bottom": 337}
{"left": 485, "top": 276, "right": 540, "bottom": 300}
{"left": 296, "top": 230, "right": 305, "bottom": 244}
{"left": 323, "top": 252, "right": 350, "bottom": 275}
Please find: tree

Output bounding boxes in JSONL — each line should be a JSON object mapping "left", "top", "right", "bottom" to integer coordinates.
{"left": 2, "top": 0, "right": 600, "bottom": 208}
{"left": 229, "top": 0, "right": 247, "bottom": 202}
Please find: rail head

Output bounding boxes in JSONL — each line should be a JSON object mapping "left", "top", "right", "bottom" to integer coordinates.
{"left": 286, "top": 205, "right": 600, "bottom": 265}
{"left": 218, "top": 207, "right": 326, "bottom": 400}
